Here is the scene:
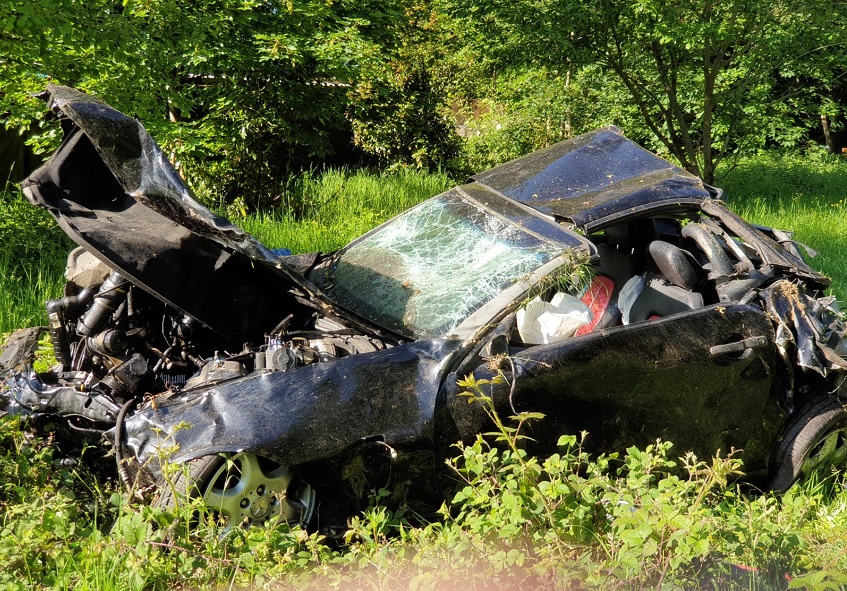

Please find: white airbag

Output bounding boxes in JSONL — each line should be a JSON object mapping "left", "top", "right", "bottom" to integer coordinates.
{"left": 517, "top": 292, "right": 592, "bottom": 344}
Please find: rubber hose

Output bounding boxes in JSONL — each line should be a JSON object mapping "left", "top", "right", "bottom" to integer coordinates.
{"left": 114, "top": 398, "right": 138, "bottom": 495}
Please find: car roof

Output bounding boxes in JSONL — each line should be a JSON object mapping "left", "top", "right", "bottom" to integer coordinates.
{"left": 470, "top": 127, "right": 716, "bottom": 232}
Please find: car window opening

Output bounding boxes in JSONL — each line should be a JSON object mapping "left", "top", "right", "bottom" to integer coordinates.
{"left": 514, "top": 212, "right": 777, "bottom": 345}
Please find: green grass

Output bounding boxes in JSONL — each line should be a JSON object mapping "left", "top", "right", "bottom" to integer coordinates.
{"left": 0, "top": 189, "right": 69, "bottom": 335}
{"left": 719, "top": 152, "right": 847, "bottom": 302}
{"left": 0, "top": 250, "right": 66, "bottom": 333}
{"left": 235, "top": 167, "right": 452, "bottom": 254}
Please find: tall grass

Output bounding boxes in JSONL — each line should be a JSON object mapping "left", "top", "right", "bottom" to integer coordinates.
{"left": 719, "top": 153, "right": 847, "bottom": 302}
{"left": 0, "top": 189, "right": 69, "bottom": 335}
{"left": 235, "top": 167, "right": 452, "bottom": 254}
{"left": 0, "top": 251, "right": 66, "bottom": 333}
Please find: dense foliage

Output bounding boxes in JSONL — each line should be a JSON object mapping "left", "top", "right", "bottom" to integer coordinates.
{"left": 443, "top": 0, "right": 847, "bottom": 183}
{"left": 3, "top": 1, "right": 846, "bottom": 203}
{"left": 1, "top": 0, "right": 417, "bottom": 205}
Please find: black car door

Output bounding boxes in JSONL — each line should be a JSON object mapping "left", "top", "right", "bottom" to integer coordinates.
{"left": 501, "top": 303, "right": 786, "bottom": 477}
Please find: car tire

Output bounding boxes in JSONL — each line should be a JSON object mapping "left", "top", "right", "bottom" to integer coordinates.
{"left": 154, "top": 452, "right": 318, "bottom": 528}
{"left": 768, "top": 394, "right": 847, "bottom": 492}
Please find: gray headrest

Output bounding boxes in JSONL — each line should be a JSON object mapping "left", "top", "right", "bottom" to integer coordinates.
{"left": 648, "top": 241, "right": 700, "bottom": 290}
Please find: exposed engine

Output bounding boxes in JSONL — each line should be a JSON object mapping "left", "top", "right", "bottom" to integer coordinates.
{"left": 4, "top": 247, "right": 388, "bottom": 431}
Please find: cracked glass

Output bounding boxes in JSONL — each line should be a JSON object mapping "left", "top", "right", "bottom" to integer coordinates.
{"left": 315, "top": 191, "right": 568, "bottom": 338}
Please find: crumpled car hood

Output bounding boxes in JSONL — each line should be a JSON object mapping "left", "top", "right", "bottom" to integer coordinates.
{"left": 21, "top": 84, "right": 315, "bottom": 343}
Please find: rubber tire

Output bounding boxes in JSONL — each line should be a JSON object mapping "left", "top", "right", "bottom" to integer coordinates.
{"left": 154, "top": 454, "right": 222, "bottom": 510}
{"left": 154, "top": 453, "right": 317, "bottom": 528}
{"left": 768, "top": 394, "right": 847, "bottom": 492}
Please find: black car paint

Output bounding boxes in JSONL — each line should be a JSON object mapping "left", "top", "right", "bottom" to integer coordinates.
{"left": 470, "top": 126, "right": 714, "bottom": 231}
{"left": 125, "top": 337, "right": 461, "bottom": 482}
{"left": 437, "top": 303, "right": 785, "bottom": 485}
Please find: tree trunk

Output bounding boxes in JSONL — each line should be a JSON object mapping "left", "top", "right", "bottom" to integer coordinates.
{"left": 821, "top": 113, "right": 836, "bottom": 153}
{"left": 702, "top": 156, "right": 715, "bottom": 186}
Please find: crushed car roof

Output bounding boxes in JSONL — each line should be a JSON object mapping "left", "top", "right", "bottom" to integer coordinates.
{"left": 470, "top": 126, "right": 716, "bottom": 231}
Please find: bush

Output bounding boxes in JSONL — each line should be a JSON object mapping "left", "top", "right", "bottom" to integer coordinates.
{"left": 0, "top": 187, "right": 68, "bottom": 264}
{"left": 452, "top": 66, "right": 655, "bottom": 174}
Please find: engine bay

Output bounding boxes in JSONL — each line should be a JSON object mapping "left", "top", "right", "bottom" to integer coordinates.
{"left": 4, "top": 246, "right": 391, "bottom": 430}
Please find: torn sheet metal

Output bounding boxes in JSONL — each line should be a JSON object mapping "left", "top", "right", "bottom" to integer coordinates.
{"left": 0, "top": 327, "right": 45, "bottom": 373}
{"left": 761, "top": 280, "right": 847, "bottom": 378}
{"left": 21, "top": 85, "right": 325, "bottom": 344}
{"left": 702, "top": 200, "right": 830, "bottom": 289}
{"left": 122, "top": 338, "right": 460, "bottom": 480}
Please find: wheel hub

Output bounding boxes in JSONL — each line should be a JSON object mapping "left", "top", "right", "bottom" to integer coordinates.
{"left": 250, "top": 495, "right": 273, "bottom": 521}
{"left": 202, "top": 452, "right": 316, "bottom": 527}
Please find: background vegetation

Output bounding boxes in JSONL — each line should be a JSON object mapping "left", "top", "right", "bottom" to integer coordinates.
{"left": 2, "top": 0, "right": 847, "bottom": 202}
{"left": 2, "top": 0, "right": 847, "bottom": 589}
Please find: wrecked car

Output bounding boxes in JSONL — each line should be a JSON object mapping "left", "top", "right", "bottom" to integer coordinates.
{"left": 2, "top": 84, "right": 847, "bottom": 529}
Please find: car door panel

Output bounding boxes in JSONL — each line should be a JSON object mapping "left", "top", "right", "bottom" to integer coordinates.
{"left": 439, "top": 304, "right": 787, "bottom": 480}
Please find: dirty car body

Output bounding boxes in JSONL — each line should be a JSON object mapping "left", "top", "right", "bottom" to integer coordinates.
{"left": 3, "top": 85, "right": 847, "bottom": 525}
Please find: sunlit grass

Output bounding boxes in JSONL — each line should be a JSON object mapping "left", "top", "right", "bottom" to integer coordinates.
{"left": 0, "top": 251, "right": 65, "bottom": 334}
{"left": 0, "top": 189, "right": 69, "bottom": 335}
{"left": 720, "top": 153, "right": 847, "bottom": 302}
{"left": 236, "top": 167, "right": 452, "bottom": 253}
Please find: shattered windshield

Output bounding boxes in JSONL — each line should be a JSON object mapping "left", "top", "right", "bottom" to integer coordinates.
{"left": 313, "top": 190, "right": 571, "bottom": 338}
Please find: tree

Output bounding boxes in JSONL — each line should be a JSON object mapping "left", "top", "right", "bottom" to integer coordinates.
{"left": 347, "top": 0, "right": 461, "bottom": 169}
{"left": 0, "top": 0, "right": 408, "bottom": 205}
{"left": 775, "top": 14, "right": 847, "bottom": 155}
{"left": 442, "top": 0, "right": 847, "bottom": 183}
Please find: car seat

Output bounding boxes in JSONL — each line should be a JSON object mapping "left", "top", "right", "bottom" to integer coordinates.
{"left": 626, "top": 240, "right": 704, "bottom": 323}
{"left": 575, "top": 243, "right": 634, "bottom": 334}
